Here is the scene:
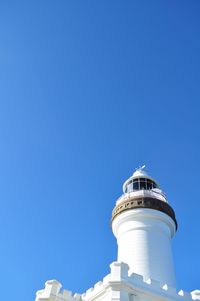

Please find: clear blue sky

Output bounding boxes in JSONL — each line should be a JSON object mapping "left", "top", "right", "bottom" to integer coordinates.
{"left": 0, "top": 1, "right": 199, "bottom": 300}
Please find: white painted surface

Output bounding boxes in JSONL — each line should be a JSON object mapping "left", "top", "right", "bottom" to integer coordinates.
{"left": 35, "top": 262, "right": 196, "bottom": 301}
{"left": 112, "top": 208, "right": 176, "bottom": 287}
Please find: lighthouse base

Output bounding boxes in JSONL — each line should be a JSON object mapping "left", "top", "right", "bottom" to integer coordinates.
{"left": 35, "top": 262, "right": 199, "bottom": 301}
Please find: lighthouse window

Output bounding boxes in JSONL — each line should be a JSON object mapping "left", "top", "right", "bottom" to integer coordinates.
{"left": 125, "top": 178, "right": 158, "bottom": 193}
{"left": 139, "top": 179, "right": 147, "bottom": 190}
{"left": 152, "top": 182, "right": 157, "bottom": 188}
{"left": 127, "top": 182, "right": 133, "bottom": 192}
{"left": 147, "top": 179, "right": 153, "bottom": 190}
{"left": 133, "top": 180, "right": 139, "bottom": 190}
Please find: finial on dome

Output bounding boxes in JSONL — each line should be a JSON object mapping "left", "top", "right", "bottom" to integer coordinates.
{"left": 133, "top": 165, "right": 148, "bottom": 177}
{"left": 135, "top": 164, "right": 146, "bottom": 172}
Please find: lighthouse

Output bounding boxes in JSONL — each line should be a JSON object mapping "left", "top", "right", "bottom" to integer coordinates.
{"left": 112, "top": 166, "right": 177, "bottom": 287}
{"left": 35, "top": 167, "right": 200, "bottom": 301}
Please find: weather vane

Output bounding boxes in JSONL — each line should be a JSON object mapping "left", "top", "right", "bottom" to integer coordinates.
{"left": 136, "top": 165, "right": 146, "bottom": 172}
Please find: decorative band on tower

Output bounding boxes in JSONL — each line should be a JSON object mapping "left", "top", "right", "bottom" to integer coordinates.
{"left": 112, "top": 196, "right": 178, "bottom": 230}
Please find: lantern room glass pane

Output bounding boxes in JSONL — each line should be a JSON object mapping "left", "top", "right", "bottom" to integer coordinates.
{"left": 152, "top": 182, "right": 157, "bottom": 188}
{"left": 127, "top": 181, "right": 133, "bottom": 192}
{"left": 133, "top": 180, "right": 139, "bottom": 190}
{"left": 139, "top": 179, "right": 146, "bottom": 190}
{"left": 125, "top": 177, "right": 158, "bottom": 193}
{"left": 147, "top": 179, "right": 152, "bottom": 190}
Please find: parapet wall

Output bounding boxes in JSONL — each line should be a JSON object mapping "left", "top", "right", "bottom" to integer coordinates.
{"left": 35, "top": 280, "right": 82, "bottom": 301}
{"left": 35, "top": 262, "right": 200, "bottom": 301}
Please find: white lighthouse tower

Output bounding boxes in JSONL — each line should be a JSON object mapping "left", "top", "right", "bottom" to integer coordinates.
{"left": 35, "top": 167, "right": 200, "bottom": 301}
{"left": 112, "top": 166, "right": 177, "bottom": 287}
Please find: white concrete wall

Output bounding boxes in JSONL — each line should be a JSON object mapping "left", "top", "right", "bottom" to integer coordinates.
{"left": 112, "top": 208, "right": 176, "bottom": 287}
